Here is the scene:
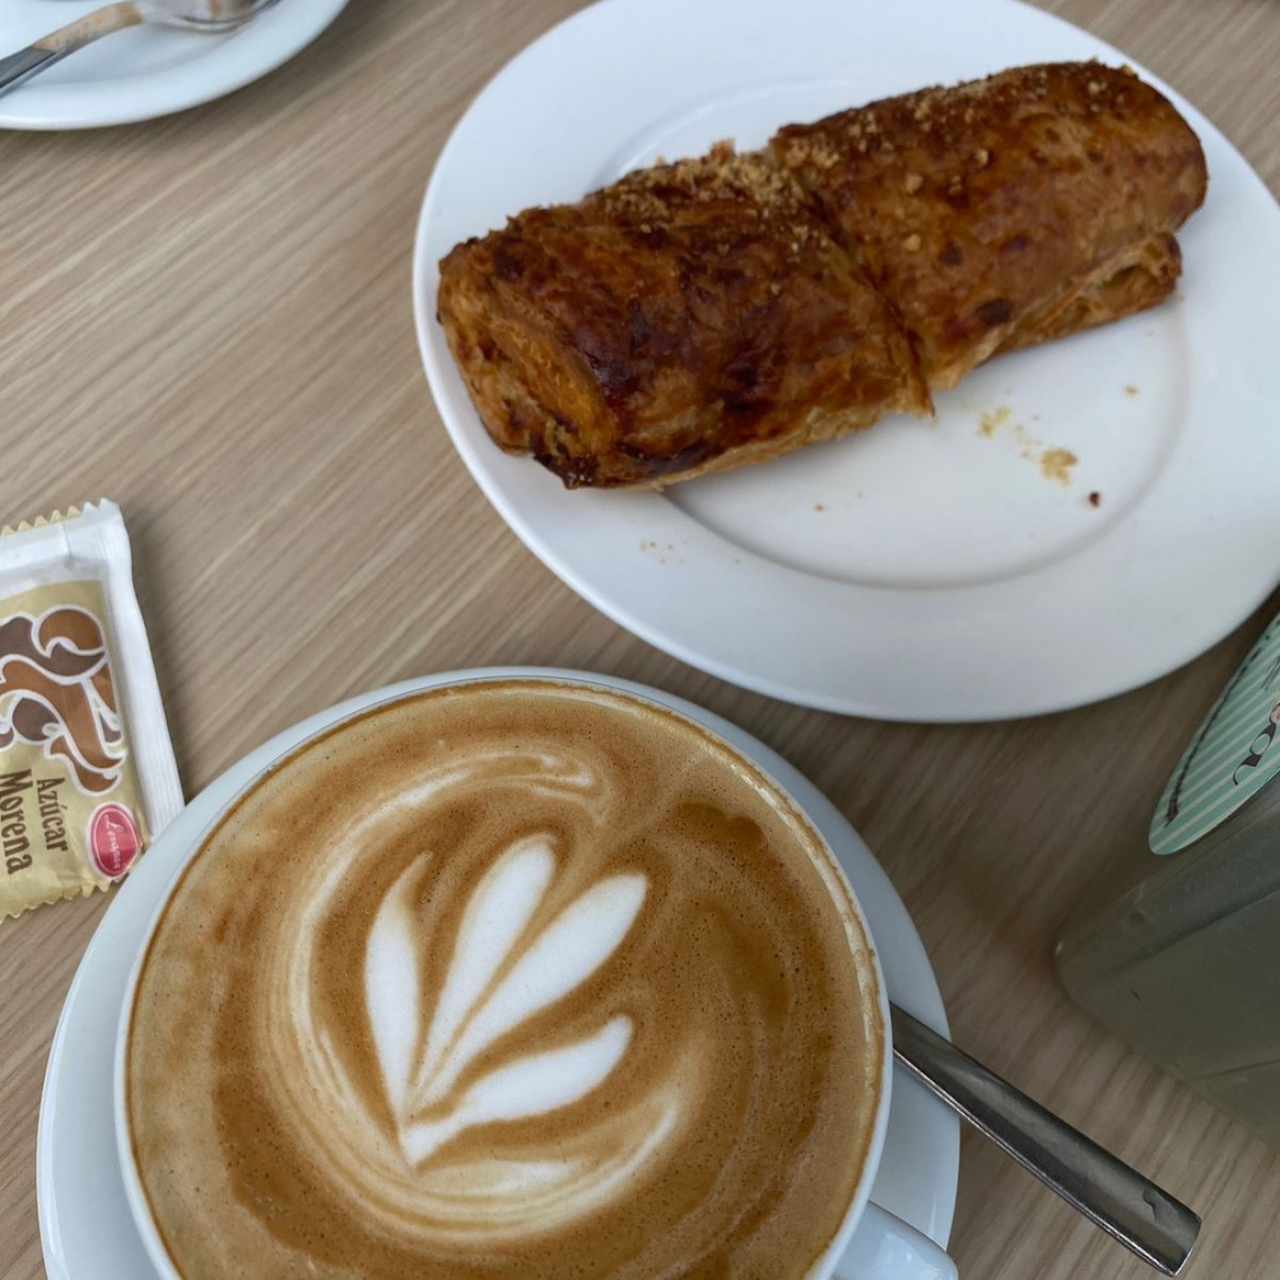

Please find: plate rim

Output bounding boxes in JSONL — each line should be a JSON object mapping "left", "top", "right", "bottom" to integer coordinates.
{"left": 414, "top": 0, "right": 1280, "bottom": 722}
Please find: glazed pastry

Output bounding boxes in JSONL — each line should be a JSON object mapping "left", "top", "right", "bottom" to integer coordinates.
{"left": 438, "top": 146, "right": 929, "bottom": 488}
{"left": 773, "top": 62, "right": 1206, "bottom": 388}
{"left": 438, "top": 62, "right": 1206, "bottom": 488}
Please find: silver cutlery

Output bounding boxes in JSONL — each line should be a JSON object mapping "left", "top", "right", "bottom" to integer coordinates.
{"left": 0, "top": 0, "right": 282, "bottom": 99}
{"left": 891, "top": 1004, "right": 1201, "bottom": 1275}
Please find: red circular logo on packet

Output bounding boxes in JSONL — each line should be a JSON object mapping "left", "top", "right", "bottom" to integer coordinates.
{"left": 89, "top": 804, "right": 141, "bottom": 878}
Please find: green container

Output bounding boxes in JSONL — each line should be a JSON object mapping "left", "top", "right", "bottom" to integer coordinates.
{"left": 1056, "top": 612, "right": 1280, "bottom": 1147}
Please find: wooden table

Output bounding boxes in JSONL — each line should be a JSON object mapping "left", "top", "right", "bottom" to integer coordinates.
{"left": 3, "top": 1, "right": 1279, "bottom": 1276}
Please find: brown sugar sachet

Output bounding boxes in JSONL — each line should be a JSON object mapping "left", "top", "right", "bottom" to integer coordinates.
{"left": 0, "top": 502, "right": 182, "bottom": 919}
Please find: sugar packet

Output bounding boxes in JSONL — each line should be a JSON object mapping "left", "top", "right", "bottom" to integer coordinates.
{"left": 0, "top": 501, "right": 183, "bottom": 920}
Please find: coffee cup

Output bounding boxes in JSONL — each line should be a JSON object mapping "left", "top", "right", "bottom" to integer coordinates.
{"left": 114, "top": 672, "right": 955, "bottom": 1279}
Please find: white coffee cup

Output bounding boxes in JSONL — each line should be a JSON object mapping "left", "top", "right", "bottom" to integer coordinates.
{"left": 113, "top": 670, "right": 956, "bottom": 1280}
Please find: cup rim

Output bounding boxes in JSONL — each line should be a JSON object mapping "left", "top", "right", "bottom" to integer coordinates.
{"left": 113, "top": 667, "right": 893, "bottom": 1280}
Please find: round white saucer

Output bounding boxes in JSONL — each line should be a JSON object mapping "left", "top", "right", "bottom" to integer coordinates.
{"left": 1, "top": 0, "right": 347, "bottom": 130}
{"left": 36, "top": 669, "right": 958, "bottom": 1277}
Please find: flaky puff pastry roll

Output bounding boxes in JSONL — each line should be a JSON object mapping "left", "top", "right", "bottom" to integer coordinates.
{"left": 438, "top": 147, "right": 929, "bottom": 488}
{"left": 438, "top": 62, "right": 1205, "bottom": 488}
{"left": 773, "top": 63, "right": 1206, "bottom": 389}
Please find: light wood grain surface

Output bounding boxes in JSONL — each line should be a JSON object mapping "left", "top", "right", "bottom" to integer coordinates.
{"left": 3, "top": 1, "right": 1279, "bottom": 1276}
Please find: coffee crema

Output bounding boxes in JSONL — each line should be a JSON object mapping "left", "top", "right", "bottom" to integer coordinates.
{"left": 127, "top": 681, "right": 883, "bottom": 1278}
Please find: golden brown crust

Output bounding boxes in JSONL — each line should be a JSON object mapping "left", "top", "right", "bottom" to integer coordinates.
{"left": 438, "top": 62, "right": 1206, "bottom": 489}
{"left": 438, "top": 145, "right": 929, "bottom": 488}
{"left": 998, "top": 231, "right": 1182, "bottom": 354}
{"left": 773, "top": 62, "right": 1206, "bottom": 388}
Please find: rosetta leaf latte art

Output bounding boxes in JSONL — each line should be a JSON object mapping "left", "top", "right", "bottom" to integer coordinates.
{"left": 366, "top": 833, "right": 648, "bottom": 1167}
{"left": 129, "top": 683, "right": 880, "bottom": 1278}
{"left": 410, "top": 835, "right": 555, "bottom": 1103}
{"left": 364, "top": 859, "right": 426, "bottom": 1120}
{"left": 402, "top": 1017, "right": 634, "bottom": 1165}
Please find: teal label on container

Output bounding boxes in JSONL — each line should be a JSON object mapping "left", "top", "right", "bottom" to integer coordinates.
{"left": 1152, "top": 614, "right": 1280, "bottom": 855}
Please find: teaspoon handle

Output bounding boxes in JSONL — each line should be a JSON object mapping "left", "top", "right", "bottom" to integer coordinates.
{"left": 889, "top": 1004, "right": 1200, "bottom": 1276}
{"left": 0, "top": 3, "right": 143, "bottom": 100}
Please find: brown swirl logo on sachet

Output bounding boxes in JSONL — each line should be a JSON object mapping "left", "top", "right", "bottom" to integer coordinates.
{"left": 0, "top": 607, "right": 127, "bottom": 795}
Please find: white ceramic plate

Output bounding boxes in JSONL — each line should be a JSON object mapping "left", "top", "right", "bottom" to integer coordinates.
{"left": 37, "top": 669, "right": 958, "bottom": 1278}
{"left": 415, "top": 0, "right": 1280, "bottom": 722}
{"left": 0, "top": 0, "right": 347, "bottom": 130}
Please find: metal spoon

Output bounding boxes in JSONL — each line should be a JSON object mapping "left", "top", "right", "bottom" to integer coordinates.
{"left": 0, "top": 0, "right": 282, "bottom": 99}
{"left": 891, "top": 1004, "right": 1201, "bottom": 1276}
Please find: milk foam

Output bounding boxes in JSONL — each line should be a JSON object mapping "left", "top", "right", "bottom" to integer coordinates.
{"left": 366, "top": 834, "right": 649, "bottom": 1166}
{"left": 128, "top": 681, "right": 884, "bottom": 1279}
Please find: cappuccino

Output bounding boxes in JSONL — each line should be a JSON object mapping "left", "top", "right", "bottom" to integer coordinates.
{"left": 126, "top": 680, "right": 883, "bottom": 1277}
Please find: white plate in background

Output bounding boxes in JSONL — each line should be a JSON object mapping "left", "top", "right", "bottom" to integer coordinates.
{"left": 0, "top": 0, "right": 347, "bottom": 129}
{"left": 37, "top": 670, "right": 958, "bottom": 1277}
{"left": 415, "top": 0, "right": 1280, "bottom": 721}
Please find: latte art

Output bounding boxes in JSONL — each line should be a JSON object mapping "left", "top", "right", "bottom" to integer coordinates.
{"left": 374, "top": 843, "right": 647, "bottom": 1168}
{"left": 127, "top": 682, "right": 884, "bottom": 1278}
